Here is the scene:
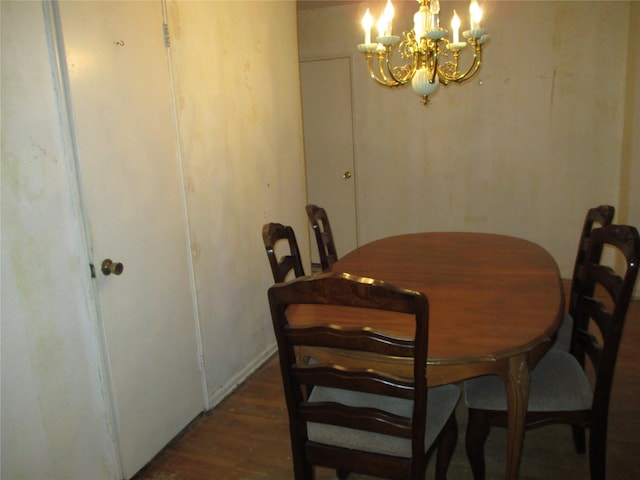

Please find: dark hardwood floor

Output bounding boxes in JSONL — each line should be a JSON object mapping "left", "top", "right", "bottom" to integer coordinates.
{"left": 134, "top": 296, "right": 640, "bottom": 480}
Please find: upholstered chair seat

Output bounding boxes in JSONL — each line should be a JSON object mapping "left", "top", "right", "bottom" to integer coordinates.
{"left": 308, "top": 383, "right": 460, "bottom": 458}
{"left": 464, "top": 350, "right": 592, "bottom": 412}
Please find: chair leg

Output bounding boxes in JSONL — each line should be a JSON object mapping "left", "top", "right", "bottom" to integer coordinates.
{"left": 336, "top": 468, "right": 350, "bottom": 479}
{"left": 290, "top": 437, "right": 314, "bottom": 480}
{"left": 293, "top": 459, "right": 314, "bottom": 480}
{"left": 465, "top": 408, "right": 491, "bottom": 480}
{"left": 435, "top": 412, "right": 458, "bottom": 480}
{"left": 589, "top": 424, "right": 606, "bottom": 480}
{"left": 571, "top": 425, "right": 586, "bottom": 454}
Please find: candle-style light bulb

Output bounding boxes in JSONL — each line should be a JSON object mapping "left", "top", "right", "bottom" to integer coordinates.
{"left": 362, "top": 8, "right": 373, "bottom": 44}
{"left": 430, "top": 0, "right": 440, "bottom": 29}
{"left": 451, "top": 10, "right": 461, "bottom": 43}
{"left": 383, "top": 0, "right": 394, "bottom": 36}
{"left": 469, "top": 0, "right": 482, "bottom": 30}
{"left": 377, "top": 14, "right": 386, "bottom": 38}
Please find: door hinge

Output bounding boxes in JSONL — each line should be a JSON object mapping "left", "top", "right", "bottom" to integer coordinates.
{"left": 163, "top": 23, "right": 170, "bottom": 48}
{"left": 198, "top": 351, "right": 205, "bottom": 371}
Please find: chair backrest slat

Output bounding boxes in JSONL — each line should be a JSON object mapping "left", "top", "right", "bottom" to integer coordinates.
{"left": 299, "top": 402, "right": 413, "bottom": 438}
{"left": 262, "top": 222, "right": 305, "bottom": 283}
{"left": 292, "top": 364, "right": 415, "bottom": 399}
{"left": 305, "top": 204, "right": 339, "bottom": 271}
{"left": 284, "top": 324, "right": 415, "bottom": 357}
{"left": 569, "top": 205, "right": 615, "bottom": 317}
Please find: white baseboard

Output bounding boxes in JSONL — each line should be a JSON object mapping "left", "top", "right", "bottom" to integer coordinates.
{"left": 206, "top": 341, "right": 278, "bottom": 409}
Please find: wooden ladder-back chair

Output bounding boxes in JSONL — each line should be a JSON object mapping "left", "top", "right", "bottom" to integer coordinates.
{"left": 262, "top": 222, "right": 305, "bottom": 283}
{"left": 553, "top": 205, "right": 615, "bottom": 352}
{"left": 305, "top": 204, "right": 338, "bottom": 271}
{"left": 268, "top": 272, "right": 460, "bottom": 480}
{"left": 463, "top": 224, "right": 640, "bottom": 480}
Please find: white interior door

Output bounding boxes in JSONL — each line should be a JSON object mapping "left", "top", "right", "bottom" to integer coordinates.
{"left": 300, "top": 57, "right": 358, "bottom": 264}
{"left": 57, "top": 2, "right": 205, "bottom": 477}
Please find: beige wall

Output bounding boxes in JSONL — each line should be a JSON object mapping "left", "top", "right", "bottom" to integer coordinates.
{"left": 298, "top": 1, "right": 639, "bottom": 289}
{"left": 166, "top": 0, "right": 309, "bottom": 404}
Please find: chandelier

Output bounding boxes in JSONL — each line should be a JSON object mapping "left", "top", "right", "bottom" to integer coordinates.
{"left": 357, "top": 0, "right": 489, "bottom": 105}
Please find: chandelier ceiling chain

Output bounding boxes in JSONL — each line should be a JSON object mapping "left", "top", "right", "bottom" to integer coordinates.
{"left": 357, "top": 0, "right": 490, "bottom": 105}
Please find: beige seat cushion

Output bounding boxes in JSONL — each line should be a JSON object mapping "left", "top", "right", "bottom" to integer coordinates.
{"left": 464, "top": 349, "right": 592, "bottom": 411}
{"left": 307, "top": 384, "right": 460, "bottom": 458}
{"left": 551, "top": 312, "right": 573, "bottom": 352}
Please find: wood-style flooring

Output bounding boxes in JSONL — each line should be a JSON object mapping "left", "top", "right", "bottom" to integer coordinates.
{"left": 134, "top": 297, "right": 640, "bottom": 480}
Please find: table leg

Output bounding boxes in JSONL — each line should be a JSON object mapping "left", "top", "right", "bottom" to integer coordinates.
{"left": 504, "top": 354, "right": 530, "bottom": 480}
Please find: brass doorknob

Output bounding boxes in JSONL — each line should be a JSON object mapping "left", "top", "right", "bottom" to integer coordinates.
{"left": 343, "top": 170, "right": 352, "bottom": 179}
{"left": 101, "top": 259, "right": 124, "bottom": 276}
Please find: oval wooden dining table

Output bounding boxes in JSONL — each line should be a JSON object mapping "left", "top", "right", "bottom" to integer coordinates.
{"left": 289, "top": 232, "right": 565, "bottom": 479}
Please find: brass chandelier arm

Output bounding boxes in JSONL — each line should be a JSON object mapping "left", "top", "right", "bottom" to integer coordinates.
{"left": 365, "top": 52, "right": 401, "bottom": 87}
{"left": 385, "top": 35, "right": 421, "bottom": 85}
{"left": 365, "top": 51, "right": 415, "bottom": 87}
{"left": 438, "top": 43, "right": 483, "bottom": 84}
{"left": 384, "top": 51, "right": 417, "bottom": 85}
{"left": 380, "top": 50, "right": 403, "bottom": 85}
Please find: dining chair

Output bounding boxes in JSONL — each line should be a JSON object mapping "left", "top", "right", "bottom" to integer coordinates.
{"left": 262, "top": 222, "right": 305, "bottom": 283}
{"left": 268, "top": 272, "right": 461, "bottom": 480}
{"left": 553, "top": 205, "right": 615, "bottom": 352}
{"left": 305, "top": 204, "right": 338, "bottom": 271}
{"left": 463, "top": 224, "right": 640, "bottom": 480}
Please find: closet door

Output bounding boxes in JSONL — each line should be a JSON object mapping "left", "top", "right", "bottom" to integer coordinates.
{"left": 57, "top": 2, "right": 204, "bottom": 477}
{"left": 300, "top": 57, "right": 358, "bottom": 263}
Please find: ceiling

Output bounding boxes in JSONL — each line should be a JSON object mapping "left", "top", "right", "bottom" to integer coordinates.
{"left": 296, "top": 0, "right": 361, "bottom": 10}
